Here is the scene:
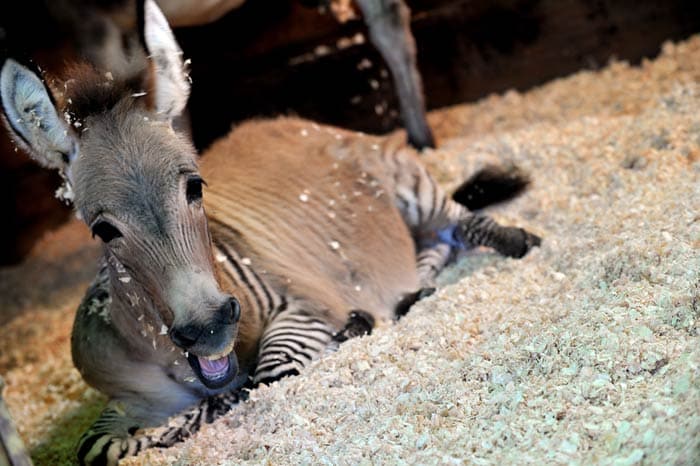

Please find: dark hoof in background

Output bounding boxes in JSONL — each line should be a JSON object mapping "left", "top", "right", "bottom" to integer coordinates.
{"left": 408, "top": 131, "right": 436, "bottom": 150}
{"left": 394, "top": 287, "right": 436, "bottom": 318}
{"left": 332, "top": 310, "right": 376, "bottom": 343}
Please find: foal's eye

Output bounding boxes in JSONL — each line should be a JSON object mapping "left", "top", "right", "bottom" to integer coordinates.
{"left": 92, "top": 221, "right": 123, "bottom": 243}
{"left": 186, "top": 176, "right": 204, "bottom": 204}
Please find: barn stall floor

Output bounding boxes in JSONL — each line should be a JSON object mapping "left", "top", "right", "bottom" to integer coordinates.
{"left": 2, "top": 36, "right": 700, "bottom": 466}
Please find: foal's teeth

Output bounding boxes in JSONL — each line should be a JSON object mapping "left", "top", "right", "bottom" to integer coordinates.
{"left": 203, "top": 341, "right": 235, "bottom": 361}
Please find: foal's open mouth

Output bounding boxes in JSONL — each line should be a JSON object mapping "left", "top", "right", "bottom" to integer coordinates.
{"left": 186, "top": 341, "right": 239, "bottom": 389}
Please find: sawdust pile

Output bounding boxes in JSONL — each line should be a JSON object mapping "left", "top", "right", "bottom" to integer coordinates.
{"left": 3, "top": 36, "right": 700, "bottom": 465}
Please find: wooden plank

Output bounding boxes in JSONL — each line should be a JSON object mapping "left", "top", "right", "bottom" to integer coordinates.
{"left": 0, "top": 376, "right": 33, "bottom": 466}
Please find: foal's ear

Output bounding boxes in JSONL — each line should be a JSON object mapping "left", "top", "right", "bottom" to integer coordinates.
{"left": 139, "top": 0, "right": 190, "bottom": 120}
{"left": 0, "top": 59, "right": 78, "bottom": 173}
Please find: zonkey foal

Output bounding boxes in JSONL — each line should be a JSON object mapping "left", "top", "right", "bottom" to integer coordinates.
{"left": 0, "top": 1, "right": 540, "bottom": 464}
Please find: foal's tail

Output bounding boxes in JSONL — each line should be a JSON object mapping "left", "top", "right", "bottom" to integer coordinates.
{"left": 451, "top": 165, "right": 531, "bottom": 211}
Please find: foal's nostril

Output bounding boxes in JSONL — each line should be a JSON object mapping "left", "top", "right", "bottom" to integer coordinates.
{"left": 170, "top": 326, "right": 200, "bottom": 349}
{"left": 230, "top": 298, "right": 241, "bottom": 324}
{"left": 218, "top": 298, "right": 240, "bottom": 324}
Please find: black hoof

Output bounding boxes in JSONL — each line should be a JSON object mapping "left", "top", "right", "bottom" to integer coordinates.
{"left": 501, "top": 228, "right": 542, "bottom": 258}
{"left": 408, "top": 129, "right": 436, "bottom": 150}
{"left": 394, "top": 287, "right": 436, "bottom": 318}
{"left": 406, "top": 122, "right": 435, "bottom": 150}
{"left": 332, "top": 310, "right": 375, "bottom": 343}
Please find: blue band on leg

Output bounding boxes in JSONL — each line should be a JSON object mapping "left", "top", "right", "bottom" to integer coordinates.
{"left": 436, "top": 225, "right": 465, "bottom": 249}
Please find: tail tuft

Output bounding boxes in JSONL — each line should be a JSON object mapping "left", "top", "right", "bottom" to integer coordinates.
{"left": 452, "top": 164, "right": 531, "bottom": 210}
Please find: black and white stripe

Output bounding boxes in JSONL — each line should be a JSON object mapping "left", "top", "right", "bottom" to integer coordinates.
{"left": 254, "top": 305, "right": 335, "bottom": 385}
{"left": 415, "top": 242, "right": 452, "bottom": 286}
{"left": 150, "top": 391, "right": 244, "bottom": 448}
{"left": 209, "top": 220, "right": 340, "bottom": 386}
{"left": 78, "top": 390, "right": 245, "bottom": 466}
{"left": 382, "top": 146, "right": 540, "bottom": 264}
{"left": 77, "top": 407, "right": 151, "bottom": 466}
{"left": 212, "top": 231, "right": 337, "bottom": 386}
{"left": 210, "top": 231, "right": 283, "bottom": 325}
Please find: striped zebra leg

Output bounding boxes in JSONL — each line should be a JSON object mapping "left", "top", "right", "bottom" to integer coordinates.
{"left": 416, "top": 242, "right": 453, "bottom": 286}
{"left": 380, "top": 143, "right": 540, "bottom": 258}
{"left": 146, "top": 391, "right": 244, "bottom": 448}
{"left": 77, "top": 404, "right": 153, "bottom": 466}
{"left": 253, "top": 304, "right": 335, "bottom": 386}
{"left": 453, "top": 212, "right": 541, "bottom": 258}
{"left": 426, "top": 200, "right": 540, "bottom": 259}
{"left": 387, "top": 153, "right": 540, "bottom": 259}
{"left": 77, "top": 391, "right": 243, "bottom": 466}
{"left": 385, "top": 242, "right": 450, "bottom": 318}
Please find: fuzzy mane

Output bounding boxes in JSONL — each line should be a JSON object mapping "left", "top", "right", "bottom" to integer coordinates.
{"left": 55, "top": 61, "right": 153, "bottom": 126}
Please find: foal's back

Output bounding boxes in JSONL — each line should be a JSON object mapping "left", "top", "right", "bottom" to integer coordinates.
{"left": 201, "top": 117, "right": 420, "bottom": 325}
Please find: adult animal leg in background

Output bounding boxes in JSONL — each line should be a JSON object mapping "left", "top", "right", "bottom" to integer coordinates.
{"left": 163, "top": 0, "right": 437, "bottom": 149}
{"left": 43, "top": 0, "right": 436, "bottom": 149}
{"left": 354, "top": 0, "right": 435, "bottom": 149}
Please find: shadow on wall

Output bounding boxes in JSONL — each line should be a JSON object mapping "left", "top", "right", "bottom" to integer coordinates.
{"left": 1, "top": 0, "right": 700, "bottom": 265}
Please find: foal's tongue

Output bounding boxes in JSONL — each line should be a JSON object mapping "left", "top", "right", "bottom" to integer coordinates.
{"left": 198, "top": 355, "right": 229, "bottom": 379}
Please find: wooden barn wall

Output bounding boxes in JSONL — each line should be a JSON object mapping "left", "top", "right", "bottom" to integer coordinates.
{"left": 1, "top": 0, "right": 699, "bottom": 264}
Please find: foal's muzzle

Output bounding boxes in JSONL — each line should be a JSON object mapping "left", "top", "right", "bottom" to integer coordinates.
{"left": 169, "top": 297, "right": 241, "bottom": 389}
{"left": 169, "top": 297, "right": 240, "bottom": 349}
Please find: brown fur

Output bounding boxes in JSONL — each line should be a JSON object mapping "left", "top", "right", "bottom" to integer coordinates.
{"left": 203, "top": 118, "right": 420, "bottom": 362}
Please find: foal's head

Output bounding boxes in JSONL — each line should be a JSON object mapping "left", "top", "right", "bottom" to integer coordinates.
{"left": 0, "top": 0, "right": 239, "bottom": 389}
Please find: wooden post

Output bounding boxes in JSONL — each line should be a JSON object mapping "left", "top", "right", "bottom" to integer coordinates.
{"left": 0, "top": 376, "right": 33, "bottom": 466}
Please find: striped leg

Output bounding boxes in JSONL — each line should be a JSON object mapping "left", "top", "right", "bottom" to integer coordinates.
{"left": 78, "top": 392, "right": 243, "bottom": 466}
{"left": 253, "top": 303, "right": 335, "bottom": 386}
{"left": 77, "top": 403, "right": 153, "bottom": 466}
{"left": 453, "top": 212, "right": 541, "bottom": 258}
{"left": 382, "top": 147, "right": 540, "bottom": 258}
{"left": 386, "top": 242, "right": 451, "bottom": 318}
{"left": 419, "top": 200, "right": 541, "bottom": 259}
{"left": 145, "top": 391, "right": 243, "bottom": 448}
{"left": 254, "top": 303, "right": 379, "bottom": 385}
{"left": 416, "top": 242, "right": 453, "bottom": 287}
